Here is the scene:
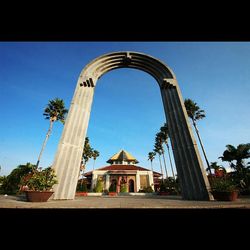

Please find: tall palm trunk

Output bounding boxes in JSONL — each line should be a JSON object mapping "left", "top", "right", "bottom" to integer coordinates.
{"left": 193, "top": 120, "right": 212, "bottom": 175}
{"left": 78, "top": 169, "right": 82, "bottom": 180}
{"left": 166, "top": 143, "right": 176, "bottom": 180}
{"left": 78, "top": 162, "right": 83, "bottom": 179}
{"left": 150, "top": 160, "right": 154, "bottom": 172}
{"left": 161, "top": 151, "right": 169, "bottom": 179}
{"left": 36, "top": 120, "right": 54, "bottom": 168}
{"left": 158, "top": 154, "right": 164, "bottom": 180}
{"left": 93, "top": 159, "right": 96, "bottom": 170}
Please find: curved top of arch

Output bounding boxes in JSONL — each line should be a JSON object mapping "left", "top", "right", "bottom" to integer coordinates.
{"left": 81, "top": 51, "right": 176, "bottom": 86}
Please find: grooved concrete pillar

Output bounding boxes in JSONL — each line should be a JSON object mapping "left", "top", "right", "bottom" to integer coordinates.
{"left": 136, "top": 173, "right": 140, "bottom": 192}
{"left": 105, "top": 174, "right": 110, "bottom": 190}
{"left": 52, "top": 74, "right": 96, "bottom": 199}
{"left": 52, "top": 51, "right": 213, "bottom": 200}
{"left": 160, "top": 80, "right": 213, "bottom": 200}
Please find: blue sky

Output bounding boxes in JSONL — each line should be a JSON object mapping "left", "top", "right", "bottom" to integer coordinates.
{"left": 0, "top": 42, "right": 250, "bottom": 176}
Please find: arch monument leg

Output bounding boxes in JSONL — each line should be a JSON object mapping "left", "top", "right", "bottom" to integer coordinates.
{"left": 52, "top": 75, "right": 95, "bottom": 199}
{"left": 161, "top": 80, "right": 213, "bottom": 200}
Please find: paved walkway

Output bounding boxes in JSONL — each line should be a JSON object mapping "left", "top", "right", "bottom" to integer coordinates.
{"left": 1, "top": 194, "right": 250, "bottom": 209}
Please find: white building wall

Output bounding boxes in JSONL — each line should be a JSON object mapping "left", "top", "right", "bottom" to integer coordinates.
{"left": 136, "top": 171, "right": 155, "bottom": 191}
{"left": 91, "top": 170, "right": 154, "bottom": 192}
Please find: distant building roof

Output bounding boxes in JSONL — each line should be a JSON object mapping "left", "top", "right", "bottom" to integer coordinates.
{"left": 84, "top": 164, "right": 162, "bottom": 177}
{"left": 107, "top": 149, "right": 139, "bottom": 164}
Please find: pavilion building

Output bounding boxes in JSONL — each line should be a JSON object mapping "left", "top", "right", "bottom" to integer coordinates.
{"left": 84, "top": 150, "right": 161, "bottom": 192}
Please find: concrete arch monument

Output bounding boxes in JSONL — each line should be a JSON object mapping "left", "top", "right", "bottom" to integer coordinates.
{"left": 52, "top": 51, "right": 213, "bottom": 201}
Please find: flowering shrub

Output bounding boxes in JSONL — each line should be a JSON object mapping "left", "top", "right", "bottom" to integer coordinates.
{"left": 209, "top": 175, "right": 237, "bottom": 192}
{"left": 20, "top": 167, "right": 58, "bottom": 191}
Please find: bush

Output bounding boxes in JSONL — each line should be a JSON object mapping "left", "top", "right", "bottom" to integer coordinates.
{"left": 120, "top": 184, "right": 128, "bottom": 193}
{"left": 76, "top": 181, "right": 88, "bottom": 192}
{"left": 109, "top": 183, "right": 116, "bottom": 192}
{"left": 159, "top": 177, "right": 180, "bottom": 194}
{"left": 139, "top": 186, "right": 154, "bottom": 193}
{"left": 93, "top": 179, "right": 103, "bottom": 192}
{"left": 209, "top": 175, "right": 237, "bottom": 192}
{"left": 159, "top": 181, "right": 168, "bottom": 192}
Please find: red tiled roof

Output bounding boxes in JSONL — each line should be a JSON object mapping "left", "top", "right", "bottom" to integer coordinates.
{"left": 100, "top": 164, "right": 148, "bottom": 171}
{"left": 84, "top": 165, "right": 162, "bottom": 177}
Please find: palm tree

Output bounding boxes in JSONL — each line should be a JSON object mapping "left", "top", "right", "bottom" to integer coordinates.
{"left": 148, "top": 151, "right": 156, "bottom": 172}
{"left": 160, "top": 123, "right": 176, "bottom": 180}
{"left": 219, "top": 143, "right": 250, "bottom": 192}
{"left": 208, "top": 161, "right": 226, "bottom": 176}
{"left": 156, "top": 132, "right": 168, "bottom": 179}
{"left": 92, "top": 150, "right": 100, "bottom": 170}
{"left": 219, "top": 143, "right": 250, "bottom": 172}
{"left": 36, "top": 98, "right": 68, "bottom": 169}
{"left": 184, "top": 98, "right": 211, "bottom": 175}
{"left": 154, "top": 141, "right": 165, "bottom": 180}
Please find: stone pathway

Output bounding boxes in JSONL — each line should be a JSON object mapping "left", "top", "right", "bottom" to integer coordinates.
{"left": 1, "top": 194, "right": 250, "bottom": 209}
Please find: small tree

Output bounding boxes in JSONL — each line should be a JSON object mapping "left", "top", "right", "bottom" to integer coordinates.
{"left": 93, "top": 179, "right": 104, "bottom": 193}
{"left": 79, "top": 137, "right": 100, "bottom": 182}
{"left": 120, "top": 183, "right": 128, "bottom": 193}
{"left": 109, "top": 182, "right": 117, "bottom": 192}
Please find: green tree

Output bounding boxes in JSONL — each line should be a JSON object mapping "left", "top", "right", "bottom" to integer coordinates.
{"left": 184, "top": 98, "right": 211, "bottom": 175}
{"left": 79, "top": 137, "right": 93, "bottom": 182}
{"left": 80, "top": 137, "right": 100, "bottom": 173}
{"left": 36, "top": 98, "right": 68, "bottom": 168}
{"left": 0, "top": 162, "right": 35, "bottom": 194}
{"left": 81, "top": 137, "right": 93, "bottom": 168}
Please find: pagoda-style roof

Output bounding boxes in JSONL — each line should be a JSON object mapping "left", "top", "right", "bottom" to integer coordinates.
{"left": 106, "top": 150, "right": 139, "bottom": 164}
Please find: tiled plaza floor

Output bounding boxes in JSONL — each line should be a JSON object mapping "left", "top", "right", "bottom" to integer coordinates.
{"left": 1, "top": 194, "right": 250, "bottom": 209}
